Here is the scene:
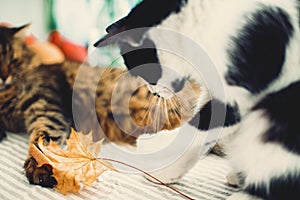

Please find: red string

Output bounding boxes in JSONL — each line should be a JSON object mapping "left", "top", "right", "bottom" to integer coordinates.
{"left": 100, "top": 158, "right": 196, "bottom": 200}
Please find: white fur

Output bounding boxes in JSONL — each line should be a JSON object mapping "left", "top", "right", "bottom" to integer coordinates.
{"left": 227, "top": 192, "right": 262, "bottom": 200}
{"left": 143, "top": 123, "right": 222, "bottom": 183}
{"left": 228, "top": 110, "right": 300, "bottom": 189}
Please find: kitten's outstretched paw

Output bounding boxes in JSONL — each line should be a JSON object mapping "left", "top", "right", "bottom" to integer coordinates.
{"left": 24, "top": 156, "right": 57, "bottom": 188}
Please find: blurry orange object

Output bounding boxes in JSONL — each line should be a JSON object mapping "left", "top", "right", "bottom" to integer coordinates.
{"left": 27, "top": 39, "right": 65, "bottom": 65}
{"left": 48, "top": 31, "right": 88, "bottom": 62}
{"left": 25, "top": 34, "right": 65, "bottom": 65}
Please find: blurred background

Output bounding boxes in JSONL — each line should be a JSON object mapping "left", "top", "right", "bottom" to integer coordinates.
{"left": 0, "top": 0, "right": 141, "bottom": 66}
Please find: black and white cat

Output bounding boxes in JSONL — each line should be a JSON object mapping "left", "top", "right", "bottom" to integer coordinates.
{"left": 95, "top": 0, "right": 300, "bottom": 199}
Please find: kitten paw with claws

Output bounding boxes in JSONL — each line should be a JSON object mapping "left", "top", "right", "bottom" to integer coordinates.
{"left": 24, "top": 156, "right": 57, "bottom": 188}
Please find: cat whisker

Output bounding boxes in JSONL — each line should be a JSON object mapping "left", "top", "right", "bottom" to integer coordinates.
{"left": 148, "top": 96, "right": 160, "bottom": 133}
{"left": 163, "top": 98, "right": 171, "bottom": 129}
{"left": 153, "top": 97, "right": 163, "bottom": 132}
{"left": 168, "top": 97, "right": 182, "bottom": 123}
{"left": 134, "top": 94, "right": 156, "bottom": 134}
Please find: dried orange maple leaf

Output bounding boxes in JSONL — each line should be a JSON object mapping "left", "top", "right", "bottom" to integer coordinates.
{"left": 29, "top": 129, "right": 117, "bottom": 194}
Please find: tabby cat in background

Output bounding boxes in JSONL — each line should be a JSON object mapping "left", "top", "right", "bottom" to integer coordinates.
{"left": 0, "top": 25, "right": 200, "bottom": 187}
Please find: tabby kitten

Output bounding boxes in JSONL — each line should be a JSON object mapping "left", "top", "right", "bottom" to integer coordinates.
{"left": 0, "top": 25, "right": 200, "bottom": 187}
{"left": 95, "top": 0, "right": 300, "bottom": 199}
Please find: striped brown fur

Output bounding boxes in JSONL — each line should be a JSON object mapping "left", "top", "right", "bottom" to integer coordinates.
{"left": 0, "top": 25, "right": 201, "bottom": 188}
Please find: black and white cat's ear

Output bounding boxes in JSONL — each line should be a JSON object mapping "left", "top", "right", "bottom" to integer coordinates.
{"left": 93, "top": 18, "right": 149, "bottom": 48}
{"left": 9, "top": 23, "right": 31, "bottom": 37}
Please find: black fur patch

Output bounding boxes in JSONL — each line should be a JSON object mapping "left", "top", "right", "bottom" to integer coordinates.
{"left": 189, "top": 99, "right": 240, "bottom": 130}
{"left": 94, "top": 0, "right": 188, "bottom": 83}
{"left": 254, "top": 81, "right": 300, "bottom": 154}
{"left": 245, "top": 174, "right": 300, "bottom": 200}
{"left": 94, "top": 0, "right": 187, "bottom": 47}
{"left": 108, "top": 0, "right": 187, "bottom": 32}
{"left": 226, "top": 6, "right": 294, "bottom": 94}
{"left": 120, "top": 38, "right": 162, "bottom": 84}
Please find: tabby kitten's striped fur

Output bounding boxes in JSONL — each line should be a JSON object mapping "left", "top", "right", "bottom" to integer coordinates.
{"left": 0, "top": 25, "right": 200, "bottom": 187}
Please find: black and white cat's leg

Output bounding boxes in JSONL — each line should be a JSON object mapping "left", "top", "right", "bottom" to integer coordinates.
{"left": 225, "top": 112, "right": 267, "bottom": 200}
{"left": 148, "top": 98, "right": 241, "bottom": 183}
{"left": 226, "top": 110, "right": 291, "bottom": 200}
{"left": 227, "top": 82, "right": 300, "bottom": 200}
{"left": 224, "top": 5, "right": 299, "bottom": 199}
{"left": 145, "top": 124, "right": 209, "bottom": 183}
{"left": 189, "top": 98, "right": 241, "bottom": 156}
{"left": 226, "top": 172, "right": 261, "bottom": 200}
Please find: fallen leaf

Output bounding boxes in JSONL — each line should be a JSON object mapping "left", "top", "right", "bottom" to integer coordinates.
{"left": 29, "top": 129, "right": 117, "bottom": 194}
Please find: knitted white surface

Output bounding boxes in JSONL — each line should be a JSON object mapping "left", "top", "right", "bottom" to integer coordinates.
{"left": 0, "top": 132, "right": 237, "bottom": 200}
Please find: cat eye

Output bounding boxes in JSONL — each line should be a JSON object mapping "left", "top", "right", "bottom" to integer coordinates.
{"left": 5, "top": 75, "right": 12, "bottom": 85}
{"left": 1, "top": 45, "right": 10, "bottom": 55}
{"left": 10, "top": 58, "right": 18, "bottom": 65}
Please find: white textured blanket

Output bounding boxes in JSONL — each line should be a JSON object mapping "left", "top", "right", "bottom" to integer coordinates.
{"left": 0, "top": 132, "right": 237, "bottom": 200}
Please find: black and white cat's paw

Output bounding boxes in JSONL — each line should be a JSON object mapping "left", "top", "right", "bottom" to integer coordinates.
{"left": 141, "top": 137, "right": 200, "bottom": 183}
{"left": 226, "top": 171, "right": 245, "bottom": 187}
{"left": 145, "top": 151, "right": 199, "bottom": 184}
{"left": 142, "top": 130, "right": 206, "bottom": 184}
{"left": 226, "top": 172, "right": 260, "bottom": 200}
{"left": 146, "top": 156, "right": 199, "bottom": 184}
